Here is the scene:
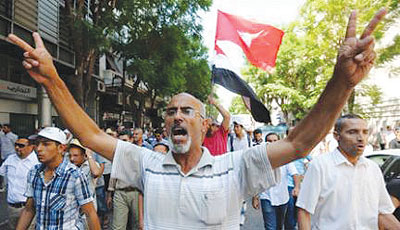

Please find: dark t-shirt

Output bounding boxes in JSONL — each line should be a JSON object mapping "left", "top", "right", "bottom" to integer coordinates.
{"left": 386, "top": 178, "right": 400, "bottom": 220}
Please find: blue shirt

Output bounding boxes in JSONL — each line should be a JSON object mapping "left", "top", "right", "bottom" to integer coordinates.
{"left": 287, "top": 156, "right": 311, "bottom": 187}
{"left": 25, "top": 158, "right": 93, "bottom": 229}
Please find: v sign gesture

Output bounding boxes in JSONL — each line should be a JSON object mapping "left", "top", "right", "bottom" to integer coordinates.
{"left": 334, "top": 8, "right": 386, "bottom": 88}
{"left": 8, "top": 32, "right": 58, "bottom": 86}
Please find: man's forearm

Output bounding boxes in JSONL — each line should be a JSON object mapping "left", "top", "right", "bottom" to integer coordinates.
{"left": 87, "top": 157, "right": 103, "bottom": 178}
{"left": 44, "top": 77, "right": 116, "bottom": 160}
{"left": 298, "top": 208, "right": 311, "bottom": 230}
{"left": 378, "top": 213, "right": 400, "bottom": 230}
{"left": 293, "top": 174, "right": 301, "bottom": 188}
{"left": 138, "top": 192, "right": 144, "bottom": 229}
{"left": 213, "top": 102, "right": 230, "bottom": 130}
{"left": 289, "top": 76, "right": 352, "bottom": 156}
{"left": 16, "top": 208, "right": 35, "bottom": 230}
{"left": 87, "top": 211, "right": 101, "bottom": 230}
{"left": 269, "top": 77, "right": 353, "bottom": 168}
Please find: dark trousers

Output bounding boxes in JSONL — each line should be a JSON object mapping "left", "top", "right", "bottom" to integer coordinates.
{"left": 284, "top": 186, "right": 297, "bottom": 230}
{"left": 260, "top": 199, "right": 288, "bottom": 230}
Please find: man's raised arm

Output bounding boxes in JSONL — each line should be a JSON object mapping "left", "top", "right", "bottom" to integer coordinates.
{"left": 208, "top": 94, "right": 230, "bottom": 131}
{"left": 7, "top": 32, "right": 117, "bottom": 160}
{"left": 267, "top": 9, "right": 387, "bottom": 168}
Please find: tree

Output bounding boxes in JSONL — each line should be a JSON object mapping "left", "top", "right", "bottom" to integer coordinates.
{"left": 63, "top": 0, "right": 117, "bottom": 108}
{"left": 62, "top": 0, "right": 212, "bottom": 125}
{"left": 112, "top": 0, "right": 212, "bottom": 125}
{"left": 229, "top": 96, "right": 249, "bottom": 115}
{"left": 241, "top": 0, "right": 399, "bottom": 122}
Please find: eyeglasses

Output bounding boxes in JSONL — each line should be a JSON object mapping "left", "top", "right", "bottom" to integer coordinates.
{"left": 15, "top": 143, "right": 28, "bottom": 148}
{"left": 164, "top": 107, "right": 204, "bottom": 119}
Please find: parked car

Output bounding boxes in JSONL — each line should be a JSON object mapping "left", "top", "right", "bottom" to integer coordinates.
{"left": 366, "top": 149, "right": 400, "bottom": 183}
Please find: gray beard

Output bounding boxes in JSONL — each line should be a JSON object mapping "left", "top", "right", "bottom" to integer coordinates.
{"left": 170, "top": 134, "right": 191, "bottom": 154}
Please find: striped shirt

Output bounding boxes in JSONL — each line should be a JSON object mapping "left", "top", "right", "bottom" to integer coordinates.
{"left": 25, "top": 158, "right": 93, "bottom": 230}
{"left": 111, "top": 140, "right": 280, "bottom": 229}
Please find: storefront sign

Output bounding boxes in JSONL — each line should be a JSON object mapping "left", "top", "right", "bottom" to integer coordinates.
{"left": 0, "top": 80, "right": 37, "bottom": 99}
{"left": 103, "top": 112, "right": 120, "bottom": 120}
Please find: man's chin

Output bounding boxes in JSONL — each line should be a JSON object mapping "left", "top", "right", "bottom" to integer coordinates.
{"left": 171, "top": 139, "right": 191, "bottom": 154}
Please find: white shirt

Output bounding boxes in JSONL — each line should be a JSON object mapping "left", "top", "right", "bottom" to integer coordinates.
{"left": 296, "top": 149, "right": 394, "bottom": 230}
{"left": 0, "top": 152, "right": 39, "bottom": 203}
{"left": 111, "top": 141, "right": 280, "bottom": 230}
{"left": 259, "top": 162, "right": 298, "bottom": 206}
{"left": 228, "top": 133, "right": 250, "bottom": 152}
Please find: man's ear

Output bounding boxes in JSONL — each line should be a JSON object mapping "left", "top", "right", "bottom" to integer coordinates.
{"left": 58, "top": 144, "right": 67, "bottom": 154}
{"left": 202, "top": 118, "right": 210, "bottom": 133}
{"left": 333, "top": 130, "right": 340, "bottom": 141}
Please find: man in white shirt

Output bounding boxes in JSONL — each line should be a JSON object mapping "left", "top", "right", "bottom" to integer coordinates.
{"left": 254, "top": 163, "right": 299, "bottom": 230}
{"left": 228, "top": 121, "right": 251, "bottom": 152}
{"left": 0, "top": 137, "right": 39, "bottom": 229}
{"left": 9, "top": 9, "right": 386, "bottom": 229}
{"left": 297, "top": 114, "right": 398, "bottom": 229}
{"left": 253, "top": 133, "right": 300, "bottom": 230}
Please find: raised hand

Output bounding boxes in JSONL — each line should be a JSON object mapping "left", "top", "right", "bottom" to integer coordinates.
{"left": 208, "top": 94, "right": 216, "bottom": 105}
{"left": 334, "top": 8, "right": 386, "bottom": 88}
{"left": 85, "top": 148, "right": 93, "bottom": 158}
{"left": 7, "top": 32, "right": 57, "bottom": 85}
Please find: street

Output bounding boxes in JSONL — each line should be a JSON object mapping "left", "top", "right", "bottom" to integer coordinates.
{"left": 241, "top": 199, "right": 265, "bottom": 230}
{"left": 0, "top": 191, "right": 9, "bottom": 229}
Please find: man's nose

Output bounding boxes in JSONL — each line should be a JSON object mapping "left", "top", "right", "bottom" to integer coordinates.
{"left": 37, "top": 143, "right": 44, "bottom": 152}
{"left": 174, "top": 111, "right": 184, "bottom": 123}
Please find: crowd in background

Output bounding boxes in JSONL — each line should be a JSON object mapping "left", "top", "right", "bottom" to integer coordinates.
{"left": 3, "top": 105, "right": 400, "bottom": 230}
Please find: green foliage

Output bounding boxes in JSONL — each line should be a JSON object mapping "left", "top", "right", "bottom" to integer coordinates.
{"left": 112, "top": 0, "right": 213, "bottom": 105}
{"left": 229, "top": 96, "right": 249, "bottom": 115}
{"left": 377, "top": 35, "right": 400, "bottom": 64}
{"left": 242, "top": 0, "right": 399, "bottom": 122}
{"left": 64, "top": 0, "right": 212, "bottom": 118}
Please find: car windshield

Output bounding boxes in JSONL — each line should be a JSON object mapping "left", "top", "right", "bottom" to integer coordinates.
{"left": 368, "top": 154, "right": 393, "bottom": 169}
{"left": 381, "top": 156, "right": 396, "bottom": 172}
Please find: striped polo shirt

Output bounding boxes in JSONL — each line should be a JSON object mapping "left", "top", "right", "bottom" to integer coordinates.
{"left": 111, "top": 140, "right": 280, "bottom": 229}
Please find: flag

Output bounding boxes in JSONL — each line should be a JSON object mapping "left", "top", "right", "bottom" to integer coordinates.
{"left": 212, "top": 10, "right": 284, "bottom": 123}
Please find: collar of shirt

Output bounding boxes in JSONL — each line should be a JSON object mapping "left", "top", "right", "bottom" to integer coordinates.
{"left": 37, "top": 157, "right": 70, "bottom": 177}
{"left": 332, "top": 148, "right": 367, "bottom": 167}
{"left": 80, "top": 160, "right": 89, "bottom": 168}
{"left": 162, "top": 147, "right": 214, "bottom": 170}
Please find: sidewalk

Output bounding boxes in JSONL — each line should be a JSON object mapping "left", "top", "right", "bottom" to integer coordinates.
{"left": 0, "top": 191, "right": 10, "bottom": 230}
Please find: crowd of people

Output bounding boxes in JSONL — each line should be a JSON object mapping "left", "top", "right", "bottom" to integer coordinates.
{"left": 0, "top": 7, "right": 399, "bottom": 230}
{"left": 0, "top": 124, "right": 173, "bottom": 229}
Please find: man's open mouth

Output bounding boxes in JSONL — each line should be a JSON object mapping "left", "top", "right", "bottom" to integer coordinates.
{"left": 171, "top": 126, "right": 188, "bottom": 143}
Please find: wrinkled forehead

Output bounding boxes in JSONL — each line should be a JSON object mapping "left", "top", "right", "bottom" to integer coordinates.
{"left": 168, "top": 94, "right": 202, "bottom": 111}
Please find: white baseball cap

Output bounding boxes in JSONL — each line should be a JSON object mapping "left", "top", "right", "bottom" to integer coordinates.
{"left": 38, "top": 127, "right": 67, "bottom": 145}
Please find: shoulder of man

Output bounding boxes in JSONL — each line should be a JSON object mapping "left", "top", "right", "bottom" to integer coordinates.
{"left": 3, "top": 153, "right": 17, "bottom": 163}
{"left": 63, "top": 161, "right": 87, "bottom": 179}
{"left": 28, "top": 163, "right": 43, "bottom": 178}
{"left": 305, "top": 151, "right": 332, "bottom": 170}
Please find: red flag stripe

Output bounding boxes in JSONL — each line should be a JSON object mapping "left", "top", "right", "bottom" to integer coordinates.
{"left": 215, "top": 10, "right": 284, "bottom": 70}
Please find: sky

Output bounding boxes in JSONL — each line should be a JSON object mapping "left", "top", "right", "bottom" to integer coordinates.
{"left": 199, "top": 0, "right": 305, "bottom": 110}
